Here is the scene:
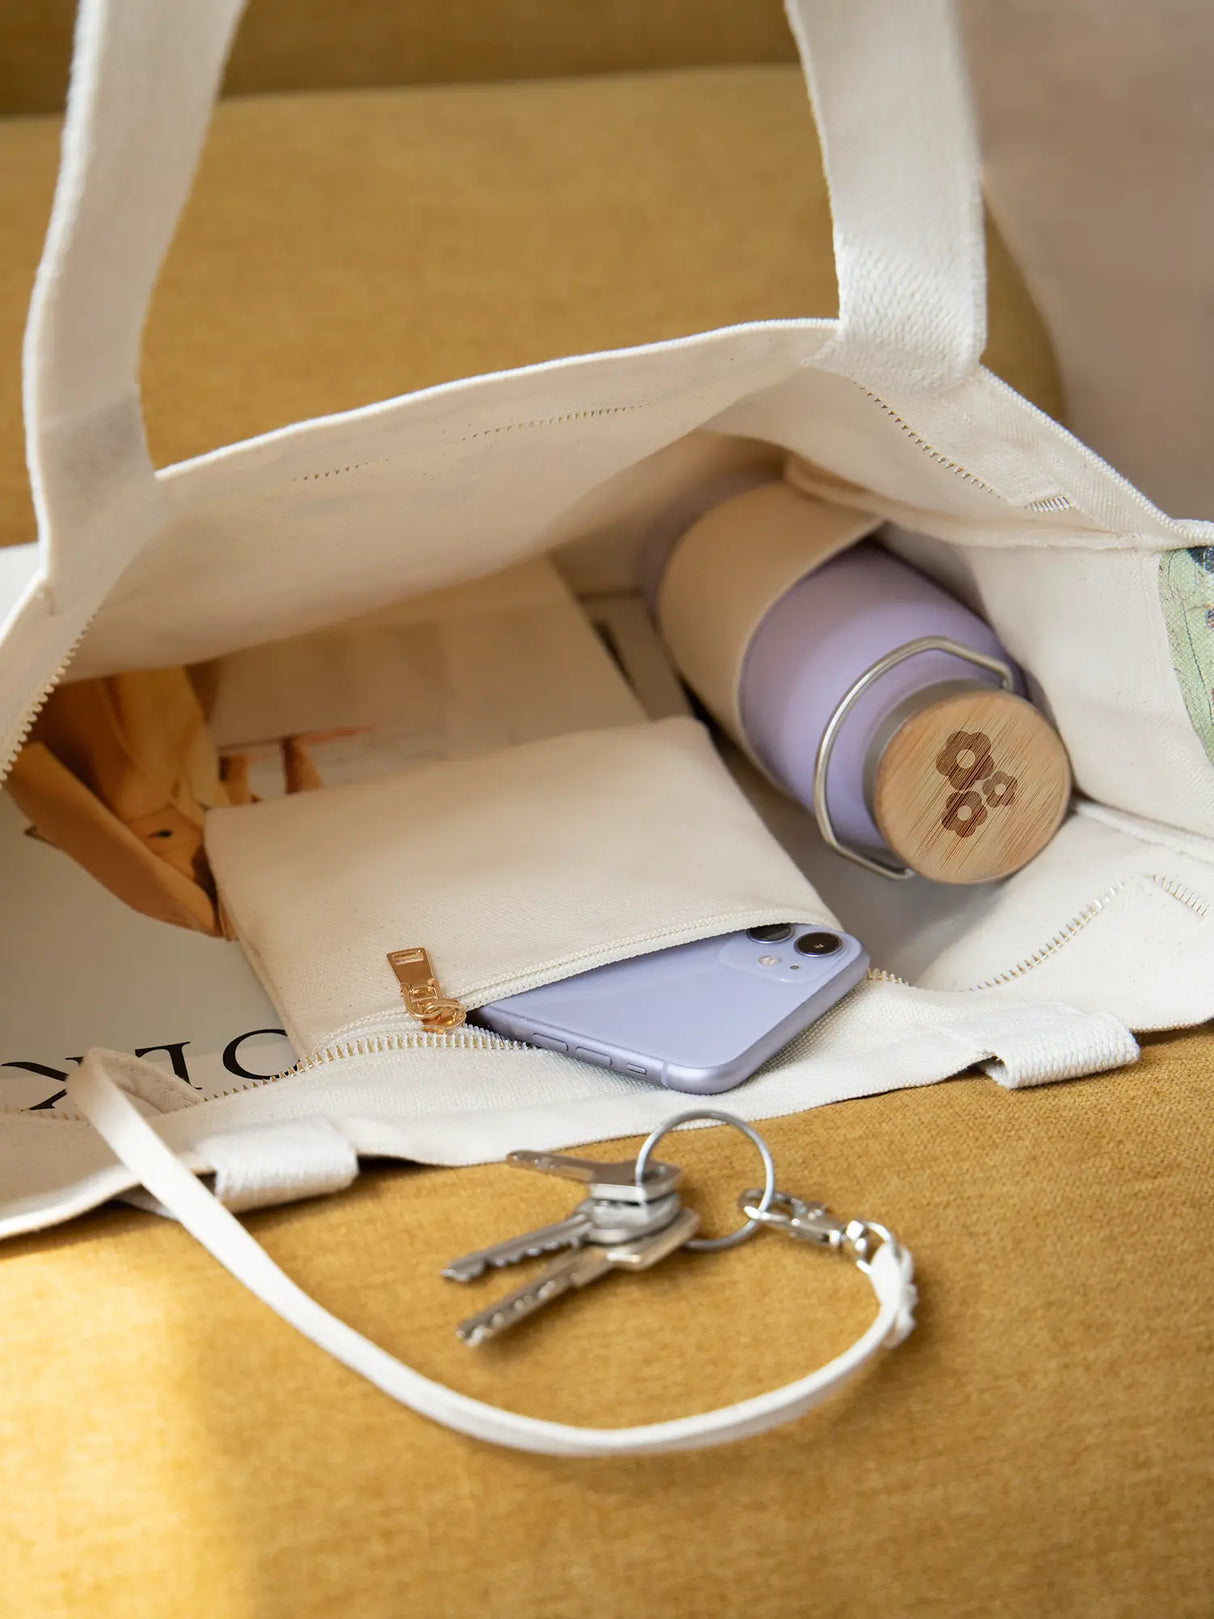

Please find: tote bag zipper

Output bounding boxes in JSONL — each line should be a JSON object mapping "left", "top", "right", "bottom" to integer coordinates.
{"left": 0, "top": 615, "right": 96, "bottom": 784}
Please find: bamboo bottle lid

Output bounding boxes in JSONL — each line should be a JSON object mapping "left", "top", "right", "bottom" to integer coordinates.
{"left": 871, "top": 687, "right": 1072, "bottom": 884}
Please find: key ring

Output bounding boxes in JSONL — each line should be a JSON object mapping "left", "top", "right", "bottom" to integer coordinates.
{"left": 634, "top": 1109, "right": 777, "bottom": 1252}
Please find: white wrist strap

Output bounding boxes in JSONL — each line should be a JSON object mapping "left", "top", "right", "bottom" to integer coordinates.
{"left": 69, "top": 1053, "right": 917, "bottom": 1457}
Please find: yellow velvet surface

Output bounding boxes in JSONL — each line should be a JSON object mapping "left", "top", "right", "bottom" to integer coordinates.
{"left": 0, "top": 0, "right": 798, "bottom": 116}
{"left": 0, "top": 1031, "right": 1211, "bottom": 1616}
{"left": 0, "top": 67, "right": 1062, "bottom": 548}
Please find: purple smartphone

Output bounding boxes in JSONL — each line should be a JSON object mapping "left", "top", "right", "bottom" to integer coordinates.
{"left": 475, "top": 924, "right": 868, "bottom": 1094}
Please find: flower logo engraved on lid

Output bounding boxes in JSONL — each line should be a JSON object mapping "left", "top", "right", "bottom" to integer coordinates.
{"left": 983, "top": 770, "right": 1018, "bottom": 808}
{"left": 941, "top": 789, "right": 987, "bottom": 837}
{"left": 935, "top": 732, "right": 1020, "bottom": 839}
{"left": 935, "top": 730, "right": 994, "bottom": 789}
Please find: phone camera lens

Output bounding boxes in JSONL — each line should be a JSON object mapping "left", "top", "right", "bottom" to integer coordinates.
{"left": 747, "top": 923, "right": 794, "bottom": 942}
{"left": 795, "top": 931, "right": 843, "bottom": 956}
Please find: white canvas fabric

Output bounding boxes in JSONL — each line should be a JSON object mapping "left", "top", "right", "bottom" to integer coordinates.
{"left": 1, "top": 0, "right": 1212, "bottom": 1452}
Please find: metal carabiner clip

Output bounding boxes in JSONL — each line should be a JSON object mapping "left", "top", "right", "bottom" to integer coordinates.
{"left": 738, "top": 1188, "right": 901, "bottom": 1274}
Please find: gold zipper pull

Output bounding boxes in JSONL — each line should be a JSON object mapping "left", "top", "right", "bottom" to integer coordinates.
{"left": 387, "top": 947, "right": 466, "bottom": 1031}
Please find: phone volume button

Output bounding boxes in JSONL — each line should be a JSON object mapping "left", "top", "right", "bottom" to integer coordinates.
{"left": 529, "top": 1033, "right": 568, "bottom": 1053}
{"left": 574, "top": 1047, "right": 613, "bottom": 1068}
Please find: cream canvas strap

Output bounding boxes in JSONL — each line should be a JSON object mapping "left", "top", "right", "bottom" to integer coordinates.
{"left": 787, "top": 0, "right": 987, "bottom": 392}
{"left": 69, "top": 1051, "right": 917, "bottom": 1458}
{"left": 24, "top": 0, "right": 245, "bottom": 595}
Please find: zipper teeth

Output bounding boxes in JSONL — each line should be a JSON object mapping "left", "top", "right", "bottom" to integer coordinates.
{"left": 0, "top": 1026, "right": 525, "bottom": 1123}
{"left": 859, "top": 389, "right": 1003, "bottom": 498}
{"left": 0, "top": 620, "right": 93, "bottom": 785}
{"left": 868, "top": 874, "right": 1210, "bottom": 993}
{"left": 213, "top": 1025, "right": 525, "bottom": 1100}
{"left": 865, "top": 967, "right": 912, "bottom": 986}
{"left": 1153, "top": 874, "right": 1211, "bottom": 915}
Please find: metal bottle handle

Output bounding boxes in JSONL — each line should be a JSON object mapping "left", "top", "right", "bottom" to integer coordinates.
{"left": 811, "top": 636, "right": 1016, "bottom": 880}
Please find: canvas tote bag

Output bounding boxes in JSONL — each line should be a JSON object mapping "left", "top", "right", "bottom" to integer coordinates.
{"left": 1, "top": 0, "right": 1212, "bottom": 1453}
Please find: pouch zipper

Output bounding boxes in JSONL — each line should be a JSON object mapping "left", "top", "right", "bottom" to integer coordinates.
{"left": 212, "top": 1026, "right": 524, "bottom": 1101}
{"left": 8, "top": 877, "right": 1207, "bottom": 1123}
{"left": 190, "top": 869, "right": 1213, "bottom": 1102}
{"left": 0, "top": 1026, "right": 528, "bottom": 1123}
{"left": 205, "top": 869, "right": 1214, "bottom": 1097}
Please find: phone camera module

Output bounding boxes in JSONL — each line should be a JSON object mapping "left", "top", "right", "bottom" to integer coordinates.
{"left": 795, "top": 931, "right": 843, "bottom": 956}
{"left": 747, "top": 923, "right": 795, "bottom": 943}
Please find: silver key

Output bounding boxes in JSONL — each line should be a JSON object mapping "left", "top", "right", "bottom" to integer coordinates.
{"left": 506, "top": 1148, "right": 682, "bottom": 1205}
{"left": 456, "top": 1206, "right": 701, "bottom": 1346}
{"left": 441, "top": 1192, "right": 682, "bottom": 1283}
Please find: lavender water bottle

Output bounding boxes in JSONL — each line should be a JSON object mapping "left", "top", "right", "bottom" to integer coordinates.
{"left": 649, "top": 476, "right": 1071, "bottom": 884}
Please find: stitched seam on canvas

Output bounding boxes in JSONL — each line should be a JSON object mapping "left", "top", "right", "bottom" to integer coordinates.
{"left": 294, "top": 402, "right": 655, "bottom": 484}
{"left": 868, "top": 873, "right": 1209, "bottom": 991}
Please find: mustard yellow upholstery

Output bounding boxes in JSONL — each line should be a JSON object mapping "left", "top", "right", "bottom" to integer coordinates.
{"left": 0, "top": 1032, "right": 1210, "bottom": 1616}
{"left": 0, "top": 0, "right": 799, "bottom": 116}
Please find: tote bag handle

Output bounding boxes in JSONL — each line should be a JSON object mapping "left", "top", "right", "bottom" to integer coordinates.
{"left": 23, "top": 0, "right": 246, "bottom": 594}
{"left": 789, "top": 0, "right": 987, "bottom": 393}
{"left": 24, "top": 0, "right": 986, "bottom": 587}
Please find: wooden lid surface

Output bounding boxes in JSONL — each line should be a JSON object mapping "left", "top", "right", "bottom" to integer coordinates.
{"left": 872, "top": 688, "right": 1072, "bottom": 884}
